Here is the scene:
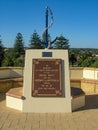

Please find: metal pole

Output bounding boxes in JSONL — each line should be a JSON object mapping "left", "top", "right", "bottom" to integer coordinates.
{"left": 45, "top": 6, "right": 48, "bottom": 48}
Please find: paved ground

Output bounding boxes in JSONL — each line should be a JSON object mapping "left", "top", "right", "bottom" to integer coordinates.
{"left": 0, "top": 93, "right": 98, "bottom": 130}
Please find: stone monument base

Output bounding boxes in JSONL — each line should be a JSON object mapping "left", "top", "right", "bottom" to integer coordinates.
{"left": 6, "top": 87, "right": 85, "bottom": 112}
{"left": 6, "top": 50, "right": 85, "bottom": 113}
{"left": 22, "top": 50, "right": 71, "bottom": 113}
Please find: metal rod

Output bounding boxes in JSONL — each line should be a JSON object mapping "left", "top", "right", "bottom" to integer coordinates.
{"left": 45, "top": 6, "right": 48, "bottom": 48}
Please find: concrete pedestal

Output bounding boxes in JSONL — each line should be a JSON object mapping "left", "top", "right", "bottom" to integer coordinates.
{"left": 22, "top": 49, "right": 72, "bottom": 113}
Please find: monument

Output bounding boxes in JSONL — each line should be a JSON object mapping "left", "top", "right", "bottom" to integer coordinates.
{"left": 6, "top": 7, "right": 85, "bottom": 113}
{"left": 22, "top": 6, "right": 72, "bottom": 112}
{"left": 6, "top": 6, "right": 85, "bottom": 113}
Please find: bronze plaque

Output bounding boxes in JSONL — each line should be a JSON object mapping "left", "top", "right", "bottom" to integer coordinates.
{"left": 32, "top": 59, "right": 62, "bottom": 97}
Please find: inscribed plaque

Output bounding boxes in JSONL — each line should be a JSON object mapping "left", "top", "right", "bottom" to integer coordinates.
{"left": 32, "top": 59, "right": 62, "bottom": 97}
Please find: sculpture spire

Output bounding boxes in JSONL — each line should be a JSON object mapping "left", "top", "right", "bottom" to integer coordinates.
{"left": 42, "top": 6, "right": 57, "bottom": 49}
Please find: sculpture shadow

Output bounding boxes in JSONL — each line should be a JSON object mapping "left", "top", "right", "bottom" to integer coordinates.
{"left": 0, "top": 93, "right": 5, "bottom": 102}
{"left": 75, "top": 94, "right": 98, "bottom": 112}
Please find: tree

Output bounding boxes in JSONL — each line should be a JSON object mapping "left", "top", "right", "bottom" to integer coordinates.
{"left": 77, "top": 56, "right": 83, "bottom": 66}
{"left": 29, "top": 30, "right": 44, "bottom": 49}
{"left": 14, "top": 55, "right": 24, "bottom": 67}
{"left": 91, "top": 58, "right": 98, "bottom": 68}
{"left": 81, "top": 57, "right": 94, "bottom": 67}
{"left": 3, "top": 33, "right": 25, "bottom": 67}
{"left": 14, "top": 33, "right": 25, "bottom": 58}
{"left": 69, "top": 53, "right": 77, "bottom": 66}
{"left": 0, "top": 36, "right": 4, "bottom": 66}
{"left": 53, "top": 35, "right": 69, "bottom": 49}
{"left": 2, "top": 48, "right": 15, "bottom": 66}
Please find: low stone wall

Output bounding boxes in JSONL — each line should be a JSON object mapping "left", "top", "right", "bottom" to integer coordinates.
{"left": 81, "top": 79, "right": 98, "bottom": 94}
{"left": 70, "top": 67, "right": 98, "bottom": 94}
{"left": 1, "top": 78, "right": 98, "bottom": 94}
{"left": 0, "top": 67, "right": 23, "bottom": 79}
{"left": 70, "top": 67, "right": 83, "bottom": 80}
{"left": 83, "top": 67, "right": 98, "bottom": 80}
{"left": 70, "top": 78, "right": 98, "bottom": 94}
{"left": 1, "top": 67, "right": 98, "bottom": 94}
{"left": 70, "top": 79, "right": 81, "bottom": 88}
{"left": 0, "top": 78, "right": 23, "bottom": 92}
{"left": 0, "top": 78, "right": 82, "bottom": 93}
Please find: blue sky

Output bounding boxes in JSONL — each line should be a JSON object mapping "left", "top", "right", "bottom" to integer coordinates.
{"left": 0, "top": 0, "right": 98, "bottom": 48}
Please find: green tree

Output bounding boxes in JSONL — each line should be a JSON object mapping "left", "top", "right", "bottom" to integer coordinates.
{"left": 3, "top": 33, "right": 25, "bottom": 67}
{"left": 69, "top": 53, "right": 77, "bottom": 66}
{"left": 53, "top": 35, "right": 69, "bottom": 49}
{"left": 2, "top": 48, "right": 15, "bottom": 66}
{"left": 2, "top": 48, "right": 25, "bottom": 67}
{"left": 91, "top": 58, "right": 98, "bottom": 68}
{"left": 0, "top": 36, "right": 4, "bottom": 66}
{"left": 14, "top": 55, "right": 24, "bottom": 67}
{"left": 77, "top": 56, "right": 83, "bottom": 66}
{"left": 29, "top": 30, "right": 44, "bottom": 49}
{"left": 81, "top": 57, "right": 94, "bottom": 67}
{"left": 14, "top": 33, "right": 25, "bottom": 58}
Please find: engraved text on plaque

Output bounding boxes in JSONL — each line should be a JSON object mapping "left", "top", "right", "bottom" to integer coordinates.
{"left": 32, "top": 59, "right": 62, "bottom": 97}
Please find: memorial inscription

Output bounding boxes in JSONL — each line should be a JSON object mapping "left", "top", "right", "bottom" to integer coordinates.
{"left": 32, "top": 59, "right": 62, "bottom": 97}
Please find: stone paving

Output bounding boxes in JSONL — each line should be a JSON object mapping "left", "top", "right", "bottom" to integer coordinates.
{"left": 0, "top": 93, "right": 98, "bottom": 130}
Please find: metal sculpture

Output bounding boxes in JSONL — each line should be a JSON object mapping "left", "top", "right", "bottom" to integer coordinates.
{"left": 42, "top": 6, "right": 57, "bottom": 49}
